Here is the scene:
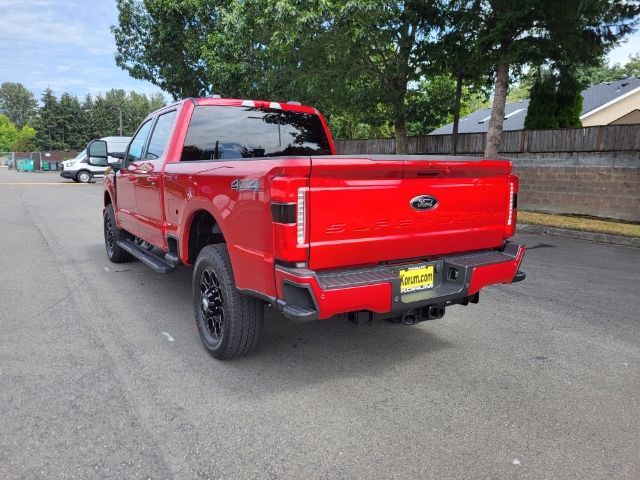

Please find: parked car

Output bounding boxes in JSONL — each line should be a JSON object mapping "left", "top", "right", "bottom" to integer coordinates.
{"left": 88, "top": 97, "right": 526, "bottom": 359}
{"left": 61, "top": 136, "right": 131, "bottom": 183}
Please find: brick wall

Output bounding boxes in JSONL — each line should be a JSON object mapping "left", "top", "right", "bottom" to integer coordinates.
{"left": 510, "top": 152, "right": 640, "bottom": 222}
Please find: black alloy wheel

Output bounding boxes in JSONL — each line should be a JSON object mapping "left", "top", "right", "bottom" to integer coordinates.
{"left": 200, "top": 267, "right": 224, "bottom": 341}
{"left": 103, "top": 204, "right": 133, "bottom": 263}
{"left": 104, "top": 212, "right": 115, "bottom": 257}
{"left": 192, "top": 244, "right": 263, "bottom": 359}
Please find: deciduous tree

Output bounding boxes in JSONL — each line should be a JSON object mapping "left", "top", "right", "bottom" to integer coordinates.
{"left": 0, "top": 82, "right": 38, "bottom": 128}
{"left": 13, "top": 125, "right": 36, "bottom": 151}
{"left": 0, "top": 114, "right": 18, "bottom": 151}
{"left": 577, "top": 52, "right": 640, "bottom": 85}
{"left": 114, "top": 0, "right": 448, "bottom": 153}
{"left": 113, "top": 0, "right": 221, "bottom": 97}
{"left": 436, "top": 0, "right": 492, "bottom": 153}
{"left": 480, "top": 0, "right": 639, "bottom": 157}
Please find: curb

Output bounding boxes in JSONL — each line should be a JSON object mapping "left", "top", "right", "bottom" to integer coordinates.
{"left": 517, "top": 224, "right": 640, "bottom": 248}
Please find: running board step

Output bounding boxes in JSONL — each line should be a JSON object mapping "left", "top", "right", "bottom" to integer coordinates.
{"left": 165, "top": 252, "right": 179, "bottom": 267}
{"left": 117, "top": 240, "right": 177, "bottom": 274}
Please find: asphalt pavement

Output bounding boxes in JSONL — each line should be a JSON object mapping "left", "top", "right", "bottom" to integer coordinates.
{"left": 1, "top": 167, "right": 639, "bottom": 479}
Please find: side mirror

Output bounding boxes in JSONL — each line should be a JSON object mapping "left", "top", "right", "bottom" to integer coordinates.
{"left": 87, "top": 139, "right": 109, "bottom": 167}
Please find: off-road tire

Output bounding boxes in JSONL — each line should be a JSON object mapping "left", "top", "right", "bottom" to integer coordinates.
{"left": 193, "top": 244, "right": 264, "bottom": 359}
{"left": 103, "top": 204, "right": 133, "bottom": 263}
{"left": 77, "top": 170, "right": 92, "bottom": 183}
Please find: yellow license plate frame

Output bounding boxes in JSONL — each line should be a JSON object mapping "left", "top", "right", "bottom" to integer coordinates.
{"left": 399, "top": 264, "right": 435, "bottom": 294}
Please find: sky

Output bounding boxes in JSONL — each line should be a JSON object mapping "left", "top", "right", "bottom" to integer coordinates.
{"left": 0, "top": 0, "right": 639, "bottom": 102}
{"left": 0, "top": 0, "right": 164, "bottom": 100}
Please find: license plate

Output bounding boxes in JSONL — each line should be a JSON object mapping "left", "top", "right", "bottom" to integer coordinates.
{"left": 399, "top": 264, "right": 435, "bottom": 294}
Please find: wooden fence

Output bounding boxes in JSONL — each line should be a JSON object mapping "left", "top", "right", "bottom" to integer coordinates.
{"left": 335, "top": 124, "right": 640, "bottom": 155}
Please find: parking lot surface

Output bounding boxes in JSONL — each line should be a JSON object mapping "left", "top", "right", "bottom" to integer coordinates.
{"left": 1, "top": 168, "right": 639, "bottom": 479}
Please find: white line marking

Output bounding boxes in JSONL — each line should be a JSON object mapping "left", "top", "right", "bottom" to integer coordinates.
{"left": 0, "top": 182, "right": 89, "bottom": 185}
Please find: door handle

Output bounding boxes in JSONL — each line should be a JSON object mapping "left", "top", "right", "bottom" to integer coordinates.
{"left": 146, "top": 175, "right": 160, "bottom": 183}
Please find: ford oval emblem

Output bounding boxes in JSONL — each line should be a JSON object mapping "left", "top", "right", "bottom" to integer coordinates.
{"left": 410, "top": 195, "right": 438, "bottom": 211}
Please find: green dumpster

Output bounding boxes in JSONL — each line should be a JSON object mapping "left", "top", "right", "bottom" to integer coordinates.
{"left": 15, "top": 159, "right": 34, "bottom": 171}
{"left": 42, "top": 161, "right": 50, "bottom": 171}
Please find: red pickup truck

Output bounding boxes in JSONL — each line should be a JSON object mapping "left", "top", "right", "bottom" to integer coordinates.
{"left": 88, "top": 97, "right": 525, "bottom": 359}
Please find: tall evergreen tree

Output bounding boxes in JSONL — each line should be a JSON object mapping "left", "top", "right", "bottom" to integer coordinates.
{"left": 81, "top": 94, "right": 98, "bottom": 141}
{"left": 31, "top": 88, "right": 164, "bottom": 150}
{"left": 524, "top": 70, "right": 559, "bottom": 129}
{"left": 57, "top": 93, "right": 83, "bottom": 150}
{"left": 555, "top": 68, "right": 583, "bottom": 128}
{"left": 33, "top": 88, "right": 60, "bottom": 150}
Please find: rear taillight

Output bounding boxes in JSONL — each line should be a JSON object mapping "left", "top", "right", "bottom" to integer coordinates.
{"left": 505, "top": 175, "right": 518, "bottom": 238}
{"left": 271, "top": 176, "right": 309, "bottom": 262}
{"left": 296, "top": 187, "right": 307, "bottom": 245}
{"left": 507, "top": 181, "right": 514, "bottom": 226}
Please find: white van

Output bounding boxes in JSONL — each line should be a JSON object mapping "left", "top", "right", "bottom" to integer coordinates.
{"left": 61, "top": 136, "right": 131, "bottom": 183}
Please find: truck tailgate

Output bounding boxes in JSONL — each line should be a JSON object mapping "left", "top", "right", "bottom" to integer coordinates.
{"left": 308, "top": 156, "right": 512, "bottom": 270}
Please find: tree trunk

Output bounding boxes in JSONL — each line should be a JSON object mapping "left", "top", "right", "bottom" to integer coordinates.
{"left": 392, "top": 82, "right": 408, "bottom": 154}
{"left": 451, "top": 70, "right": 463, "bottom": 154}
{"left": 394, "top": 115, "right": 408, "bottom": 154}
{"left": 484, "top": 54, "right": 509, "bottom": 158}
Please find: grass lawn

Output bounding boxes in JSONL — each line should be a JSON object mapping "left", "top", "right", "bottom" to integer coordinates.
{"left": 519, "top": 211, "right": 640, "bottom": 238}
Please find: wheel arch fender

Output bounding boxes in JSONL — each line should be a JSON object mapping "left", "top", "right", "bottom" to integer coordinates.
{"left": 103, "top": 174, "right": 118, "bottom": 225}
{"left": 180, "top": 201, "right": 230, "bottom": 267}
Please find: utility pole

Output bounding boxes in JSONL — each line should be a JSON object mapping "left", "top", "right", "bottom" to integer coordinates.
{"left": 111, "top": 106, "right": 123, "bottom": 136}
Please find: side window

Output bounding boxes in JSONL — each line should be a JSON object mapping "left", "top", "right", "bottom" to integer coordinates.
{"left": 145, "top": 110, "right": 177, "bottom": 160}
{"left": 125, "top": 120, "right": 153, "bottom": 164}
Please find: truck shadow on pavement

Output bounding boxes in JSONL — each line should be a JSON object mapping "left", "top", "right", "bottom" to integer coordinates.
{"left": 99, "top": 254, "right": 455, "bottom": 396}
{"left": 235, "top": 312, "right": 455, "bottom": 395}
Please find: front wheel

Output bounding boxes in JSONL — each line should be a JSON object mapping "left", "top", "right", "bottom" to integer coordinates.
{"left": 77, "top": 170, "right": 92, "bottom": 183}
{"left": 193, "top": 244, "right": 263, "bottom": 359}
{"left": 103, "top": 204, "right": 133, "bottom": 263}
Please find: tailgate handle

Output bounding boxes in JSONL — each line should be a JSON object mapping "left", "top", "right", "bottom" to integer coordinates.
{"left": 416, "top": 171, "right": 441, "bottom": 177}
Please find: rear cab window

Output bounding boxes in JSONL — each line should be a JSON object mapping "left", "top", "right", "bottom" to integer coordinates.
{"left": 181, "top": 106, "right": 331, "bottom": 161}
{"left": 146, "top": 110, "right": 177, "bottom": 160}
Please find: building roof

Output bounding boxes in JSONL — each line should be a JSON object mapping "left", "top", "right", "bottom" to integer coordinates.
{"left": 429, "top": 76, "right": 640, "bottom": 135}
